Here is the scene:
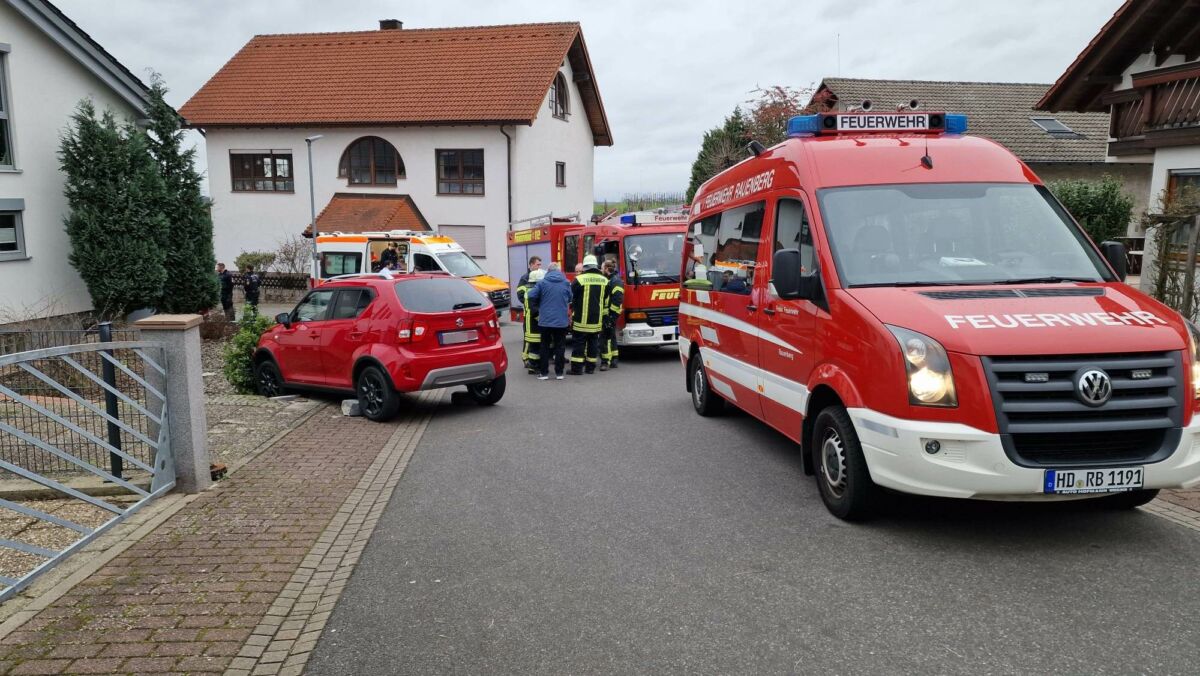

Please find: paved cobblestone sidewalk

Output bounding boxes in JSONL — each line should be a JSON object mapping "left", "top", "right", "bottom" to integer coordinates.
{"left": 0, "top": 392, "right": 441, "bottom": 675}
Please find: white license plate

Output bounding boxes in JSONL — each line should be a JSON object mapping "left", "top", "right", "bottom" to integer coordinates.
{"left": 1043, "top": 467, "right": 1144, "bottom": 494}
{"left": 439, "top": 329, "right": 478, "bottom": 346}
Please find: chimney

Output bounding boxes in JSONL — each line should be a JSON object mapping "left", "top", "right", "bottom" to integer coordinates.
{"left": 379, "top": 19, "right": 402, "bottom": 30}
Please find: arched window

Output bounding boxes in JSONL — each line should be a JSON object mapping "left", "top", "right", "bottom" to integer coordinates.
{"left": 549, "top": 72, "right": 568, "bottom": 119}
{"left": 338, "top": 136, "right": 404, "bottom": 185}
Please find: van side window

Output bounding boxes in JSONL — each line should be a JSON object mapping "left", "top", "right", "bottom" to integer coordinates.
{"left": 776, "top": 198, "right": 815, "bottom": 273}
{"left": 686, "top": 201, "right": 764, "bottom": 294}
{"left": 321, "top": 252, "right": 362, "bottom": 278}
{"left": 414, "top": 253, "right": 441, "bottom": 272}
{"left": 563, "top": 235, "right": 580, "bottom": 272}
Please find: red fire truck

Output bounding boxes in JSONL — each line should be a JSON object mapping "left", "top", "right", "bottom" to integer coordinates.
{"left": 680, "top": 109, "right": 1200, "bottom": 520}
{"left": 507, "top": 212, "right": 688, "bottom": 346}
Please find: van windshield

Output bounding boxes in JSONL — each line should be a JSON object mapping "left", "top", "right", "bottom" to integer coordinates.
{"left": 626, "top": 233, "right": 685, "bottom": 283}
{"left": 438, "top": 251, "right": 486, "bottom": 278}
{"left": 817, "top": 183, "right": 1112, "bottom": 287}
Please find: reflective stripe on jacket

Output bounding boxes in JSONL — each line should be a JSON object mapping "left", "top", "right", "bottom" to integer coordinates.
{"left": 516, "top": 283, "right": 541, "bottom": 342}
{"left": 572, "top": 270, "right": 608, "bottom": 332}
{"left": 604, "top": 275, "right": 625, "bottom": 316}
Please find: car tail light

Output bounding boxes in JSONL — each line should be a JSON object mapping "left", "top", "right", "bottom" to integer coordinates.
{"left": 481, "top": 318, "right": 499, "bottom": 340}
{"left": 397, "top": 319, "right": 427, "bottom": 343}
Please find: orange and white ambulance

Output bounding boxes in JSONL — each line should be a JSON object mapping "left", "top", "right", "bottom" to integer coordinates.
{"left": 313, "top": 231, "right": 510, "bottom": 310}
{"left": 679, "top": 109, "right": 1200, "bottom": 520}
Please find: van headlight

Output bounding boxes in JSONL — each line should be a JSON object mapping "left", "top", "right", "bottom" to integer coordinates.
{"left": 1187, "top": 320, "right": 1200, "bottom": 400}
{"left": 887, "top": 325, "right": 957, "bottom": 407}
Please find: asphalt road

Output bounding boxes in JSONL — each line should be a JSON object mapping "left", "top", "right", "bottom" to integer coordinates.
{"left": 307, "top": 325, "right": 1200, "bottom": 675}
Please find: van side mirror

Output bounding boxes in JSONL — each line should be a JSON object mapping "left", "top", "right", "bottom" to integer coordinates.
{"left": 275, "top": 312, "right": 292, "bottom": 328}
{"left": 1099, "top": 241, "right": 1128, "bottom": 282}
{"left": 772, "top": 249, "right": 819, "bottom": 300}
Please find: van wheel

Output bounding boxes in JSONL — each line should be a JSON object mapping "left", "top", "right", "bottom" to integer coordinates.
{"left": 1094, "top": 489, "right": 1159, "bottom": 510}
{"left": 467, "top": 375, "right": 506, "bottom": 405}
{"left": 689, "top": 353, "right": 725, "bottom": 417}
{"left": 255, "top": 360, "right": 287, "bottom": 398}
{"left": 813, "top": 405, "right": 879, "bottom": 521}
{"left": 356, "top": 365, "right": 401, "bottom": 422}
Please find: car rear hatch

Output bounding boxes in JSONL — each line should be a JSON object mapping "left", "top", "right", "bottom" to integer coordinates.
{"left": 393, "top": 278, "right": 500, "bottom": 349}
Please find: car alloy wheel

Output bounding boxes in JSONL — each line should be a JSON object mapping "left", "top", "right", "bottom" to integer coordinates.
{"left": 359, "top": 370, "right": 387, "bottom": 418}
{"left": 256, "top": 362, "right": 283, "bottom": 398}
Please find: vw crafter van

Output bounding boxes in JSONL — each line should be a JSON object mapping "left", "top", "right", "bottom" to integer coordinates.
{"left": 678, "top": 109, "right": 1200, "bottom": 520}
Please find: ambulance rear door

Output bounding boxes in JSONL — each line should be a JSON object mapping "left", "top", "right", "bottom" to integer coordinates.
{"left": 755, "top": 195, "right": 820, "bottom": 442}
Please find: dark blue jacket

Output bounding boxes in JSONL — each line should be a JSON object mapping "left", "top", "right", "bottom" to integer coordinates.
{"left": 528, "top": 269, "right": 572, "bottom": 329}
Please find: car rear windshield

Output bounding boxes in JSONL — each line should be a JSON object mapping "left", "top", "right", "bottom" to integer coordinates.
{"left": 817, "top": 183, "right": 1112, "bottom": 287}
{"left": 393, "top": 278, "right": 489, "bottom": 313}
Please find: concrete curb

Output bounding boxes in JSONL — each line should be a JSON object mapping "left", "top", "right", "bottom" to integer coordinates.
{"left": 227, "top": 390, "right": 441, "bottom": 676}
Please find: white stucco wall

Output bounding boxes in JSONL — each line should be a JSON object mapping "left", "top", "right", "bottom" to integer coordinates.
{"left": 510, "top": 61, "right": 595, "bottom": 226}
{"left": 0, "top": 3, "right": 142, "bottom": 321}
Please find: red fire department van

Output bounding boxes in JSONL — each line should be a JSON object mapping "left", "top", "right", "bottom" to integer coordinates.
{"left": 679, "top": 109, "right": 1200, "bottom": 520}
{"left": 507, "top": 213, "right": 688, "bottom": 346}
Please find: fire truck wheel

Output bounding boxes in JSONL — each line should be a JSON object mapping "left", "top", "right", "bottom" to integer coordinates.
{"left": 1093, "top": 488, "right": 1159, "bottom": 510}
{"left": 467, "top": 374, "right": 506, "bottom": 406}
{"left": 813, "top": 405, "right": 879, "bottom": 521}
{"left": 356, "top": 365, "right": 401, "bottom": 422}
{"left": 689, "top": 353, "right": 725, "bottom": 417}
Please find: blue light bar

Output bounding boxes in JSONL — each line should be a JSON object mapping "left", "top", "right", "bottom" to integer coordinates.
{"left": 787, "top": 115, "right": 821, "bottom": 136}
{"left": 620, "top": 214, "right": 636, "bottom": 224}
{"left": 945, "top": 114, "right": 968, "bottom": 134}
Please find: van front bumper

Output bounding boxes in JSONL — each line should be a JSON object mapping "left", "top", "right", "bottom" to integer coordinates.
{"left": 848, "top": 407, "right": 1200, "bottom": 500}
{"left": 619, "top": 322, "right": 678, "bottom": 347}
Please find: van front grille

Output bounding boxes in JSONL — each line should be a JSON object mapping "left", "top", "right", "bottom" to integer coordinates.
{"left": 981, "top": 352, "right": 1184, "bottom": 466}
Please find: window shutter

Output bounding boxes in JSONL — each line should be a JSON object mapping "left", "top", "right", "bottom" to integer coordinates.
{"left": 439, "top": 225, "right": 487, "bottom": 258}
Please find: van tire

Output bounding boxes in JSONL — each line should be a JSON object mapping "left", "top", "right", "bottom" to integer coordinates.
{"left": 813, "top": 405, "right": 879, "bottom": 521}
{"left": 467, "top": 374, "right": 506, "bottom": 406}
{"left": 356, "top": 365, "right": 401, "bottom": 422}
{"left": 1094, "top": 488, "right": 1159, "bottom": 510}
{"left": 689, "top": 353, "right": 725, "bottom": 417}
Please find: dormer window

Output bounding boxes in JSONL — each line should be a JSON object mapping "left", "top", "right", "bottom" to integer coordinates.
{"left": 339, "top": 136, "right": 404, "bottom": 185}
{"left": 550, "top": 72, "right": 569, "bottom": 120}
{"left": 1031, "top": 117, "right": 1082, "bottom": 138}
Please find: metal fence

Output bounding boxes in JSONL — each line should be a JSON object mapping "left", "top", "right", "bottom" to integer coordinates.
{"left": 0, "top": 340, "right": 175, "bottom": 600}
{"left": 0, "top": 325, "right": 140, "bottom": 356}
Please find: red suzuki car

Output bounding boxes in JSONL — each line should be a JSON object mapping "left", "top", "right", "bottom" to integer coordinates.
{"left": 253, "top": 274, "right": 508, "bottom": 421}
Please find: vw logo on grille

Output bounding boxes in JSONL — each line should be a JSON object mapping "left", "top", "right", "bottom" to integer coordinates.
{"left": 455, "top": 317, "right": 465, "bottom": 328}
{"left": 1076, "top": 368, "right": 1112, "bottom": 407}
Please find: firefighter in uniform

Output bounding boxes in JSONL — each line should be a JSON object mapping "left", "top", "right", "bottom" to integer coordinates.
{"left": 600, "top": 260, "right": 624, "bottom": 371}
{"left": 569, "top": 255, "right": 608, "bottom": 375}
{"left": 517, "top": 269, "right": 545, "bottom": 373}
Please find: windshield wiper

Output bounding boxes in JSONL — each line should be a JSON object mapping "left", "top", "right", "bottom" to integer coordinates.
{"left": 850, "top": 281, "right": 970, "bottom": 288}
{"left": 991, "top": 276, "right": 1099, "bottom": 285}
{"left": 452, "top": 302, "right": 483, "bottom": 310}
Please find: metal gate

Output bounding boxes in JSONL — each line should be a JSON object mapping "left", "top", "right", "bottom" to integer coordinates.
{"left": 0, "top": 340, "right": 175, "bottom": 601}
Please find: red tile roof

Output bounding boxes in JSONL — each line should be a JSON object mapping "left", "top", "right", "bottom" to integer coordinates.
{"left": 306, "top": 193, "right": 430, "bottom": 236}
{"left": 181, "top": 22, "right": 612, "bottom": 145}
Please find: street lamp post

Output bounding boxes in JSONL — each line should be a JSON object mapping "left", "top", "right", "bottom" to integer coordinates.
{"left": 305, "top": 135, "right": 324, "bottom": 266}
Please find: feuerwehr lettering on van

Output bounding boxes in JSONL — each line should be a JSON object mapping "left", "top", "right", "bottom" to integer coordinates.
{"left": 944, "top": 311, "right": 1166, "bottom": 329}
{"left": 700, "top": 170, "right": 776, "bottom": 211}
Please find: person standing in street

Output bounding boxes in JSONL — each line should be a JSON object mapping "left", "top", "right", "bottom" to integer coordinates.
{"left": 216, "top": 263, "right": 235, "bottom": 321}
{"left": 518, "top": 255, "right": 542, "bottom": 287}
{"left": 600, "top": 260, "right": 624, "bottom": 371}
{"left": 528, "top": 262, "right": 572, "bottom": 380}
{"left": 243, "top": 264, "right": 262, "bottom": 312}
{"left": 516, "top": 269, "right": 545, "bottom": 373}
{"left": 569, "top": 255, "right": 607, "bottom": 375}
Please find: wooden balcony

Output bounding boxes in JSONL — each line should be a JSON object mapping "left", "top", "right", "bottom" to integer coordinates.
{"left": 1107, "top": 68, "right": 1200, "bottom": 155}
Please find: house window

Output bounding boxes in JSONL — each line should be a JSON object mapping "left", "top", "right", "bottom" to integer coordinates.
{"left": 0, "top": 205, "right": 27, "bottom": 262}
{"left": 437, "top": 149, "right": 484, "bottom": 195}
{"left": 0, "top": 49, "right": 13, "bottom": 168}
{"left": 338, "top": 136, "right": 403, "bottom": 185}
{"left": 550, "top": 72, "right": 569, "bottom": 119}
{"left": 1030, "top": 117, "right": 1082, "bottom": 138}
{"left": 1168, "top": 169, "right": 1200, "bottom": 203}
{"left": 230, "top": 152, "right": 294, "bottom": 192}
{"left": 556, "top": 162, "right": 566, "bottom": 187}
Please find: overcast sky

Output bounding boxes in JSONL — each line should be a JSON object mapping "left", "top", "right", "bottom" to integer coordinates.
{"left": 54, "top": 0, "right": 1123, "bottom": 201}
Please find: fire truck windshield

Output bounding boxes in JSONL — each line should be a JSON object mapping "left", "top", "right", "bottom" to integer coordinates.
{"left": 626, "top": 233, "right": 685, "bottom": 284}
{"left": 816, "top": 183, "right": 1112, "bottom": 288}
{"left": 439, "top": 251, "right": 486, "bottom": 278}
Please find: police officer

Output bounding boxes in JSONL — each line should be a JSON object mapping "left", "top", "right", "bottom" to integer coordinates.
{"left": 243, "top": 265, "right": 262, "bottom": 311}
{"left": 600, "top": 259, "right": 624, "bottom": 371}
{"left": 516, "top": 269, "right": 545, "bottom": 373}
{"left": 569, "top": 255, "right": 607, "bottom": 375}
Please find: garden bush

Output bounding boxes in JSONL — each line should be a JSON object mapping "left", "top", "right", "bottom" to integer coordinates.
{"left": 235, "top": 251, "right": 276, "bottom": 272}
{"left": 222, "top": 308, "right": 273, "bottom": 394}
{"left": 1047, "top": 175, "right": 1133, "bottom": 244}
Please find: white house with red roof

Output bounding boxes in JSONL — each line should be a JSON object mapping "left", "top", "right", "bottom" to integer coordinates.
{"left": 181, "top": 20, "right": 612, "bottom": 279}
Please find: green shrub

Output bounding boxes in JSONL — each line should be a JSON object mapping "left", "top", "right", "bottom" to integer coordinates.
{"left": 1047, "top": 175, "right": 1134, "bottom": 244}
{"left": 222, "top": 308, "right": 273, "bottom": 394}
{"left": 235, "top": 251, "right": 276, "bottom": 272}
